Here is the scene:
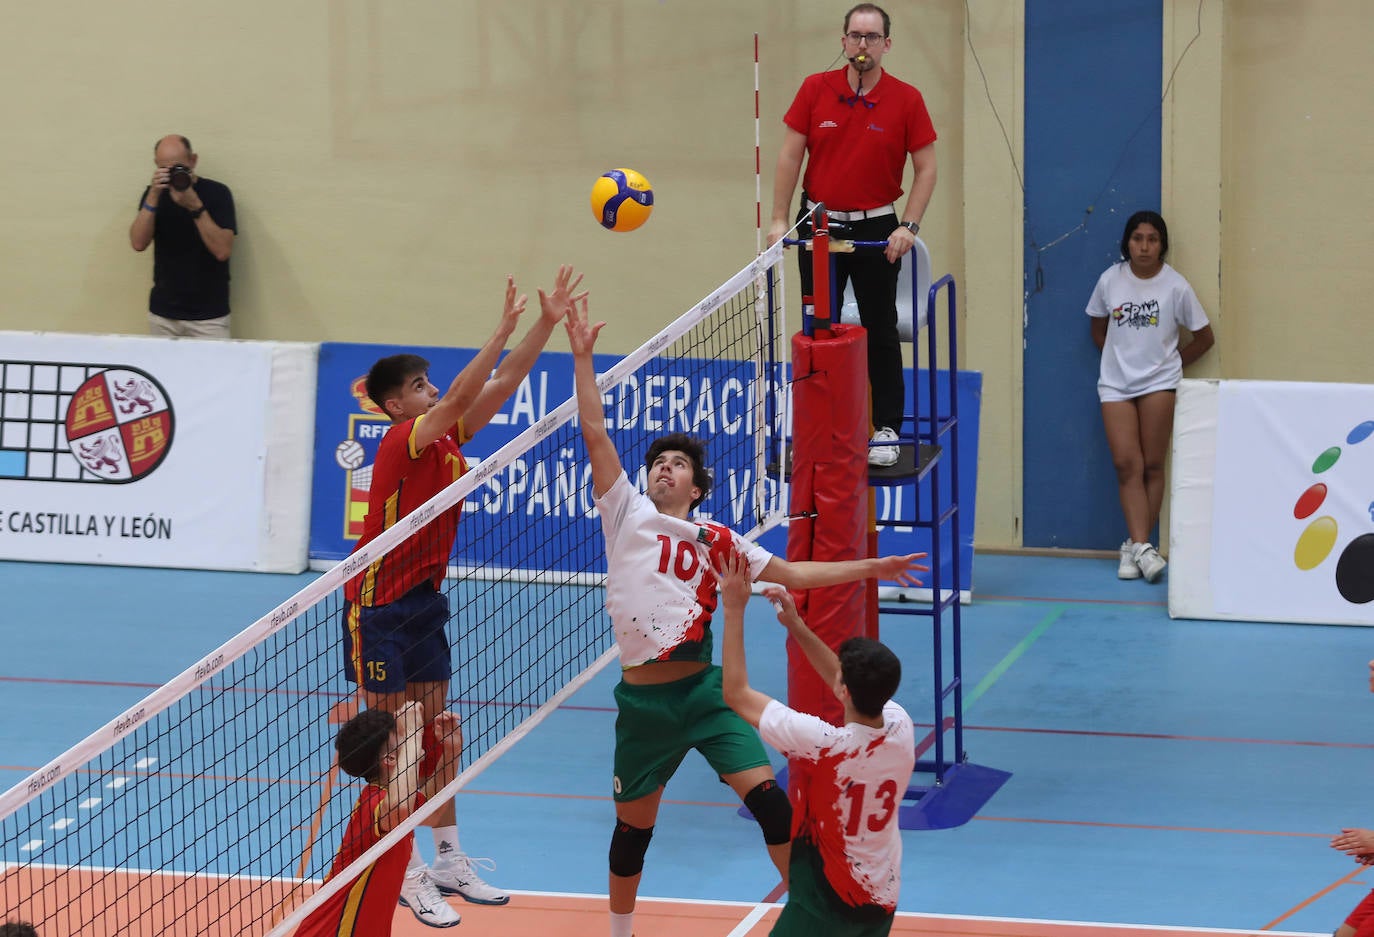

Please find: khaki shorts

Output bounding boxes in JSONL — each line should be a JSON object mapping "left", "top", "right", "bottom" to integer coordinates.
{"left": 149, "top": 313, "right": 230, "bottom": 339}
{"left": 611, "top": 665, "right": 769, "bottom": 802}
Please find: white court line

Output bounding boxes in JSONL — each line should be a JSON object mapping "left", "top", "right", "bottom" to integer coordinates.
{"left": 18, "top": 840, "right": 43, "bottom": 852}
{"left": 77, "top": 797, "right": 101, "bottom": 809}
{"left": 723, "top": 901, "right": 773, "bottom": 937}
{"left": 105, "top": 777, "right": 128, "bottom": 789}
{"left": 134, "top": 757, "right": 157, "bottom": 769}
{"left": 476, "top": 890, "right": 1327, "bottom": 937}
{"left": 49, "top": 818, "right": 73, "bottom": 830}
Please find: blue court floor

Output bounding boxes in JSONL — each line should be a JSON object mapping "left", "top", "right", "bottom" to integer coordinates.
{"left": 1, "top": 553, "right": 1369, "bottom": 935}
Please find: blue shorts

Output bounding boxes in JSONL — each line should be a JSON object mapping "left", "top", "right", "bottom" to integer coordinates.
{"left": 342, "top": 583, "right": 452, "bottom": 693}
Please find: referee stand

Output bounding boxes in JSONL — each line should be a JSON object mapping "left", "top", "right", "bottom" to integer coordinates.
{"left": 780, "top": 206, "right": 1009, "bottom": 831}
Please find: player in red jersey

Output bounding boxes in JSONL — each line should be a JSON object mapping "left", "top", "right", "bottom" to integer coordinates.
{"left": 1327, "top": 660, "right": 1374, "bottom": 937}
{"left": 341, "top": 266, "right": 584, "bottom": 924}
{"left": 295, "top": 701, "right": 461, "bottom": 936}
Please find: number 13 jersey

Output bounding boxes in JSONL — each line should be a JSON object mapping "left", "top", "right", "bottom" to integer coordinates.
{"left": 596, "top": 470, "right": 772, "bottom": 669}
{"left": 760, "top": 699, "right": 916, "bottom": 911}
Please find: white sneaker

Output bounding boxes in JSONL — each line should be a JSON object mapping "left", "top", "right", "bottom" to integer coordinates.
{"left": 1132, "top": 542, "right": 1167, "bottom": 583}
{"left": 869, "top": 427, "right": 900, "bottom": 467}
{"left": 429, "top": 854, "right": 510, "bottom": 905}
{"left": 398, "top": 869, "right": 462, "bottom": 927}
{"left": 1117, "top": 541, "right": 1142, "bottom": 579}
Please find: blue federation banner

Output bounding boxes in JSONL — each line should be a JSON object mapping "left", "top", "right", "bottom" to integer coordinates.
{"left": 310, "top": 342, "right": 980, "bottom": 593}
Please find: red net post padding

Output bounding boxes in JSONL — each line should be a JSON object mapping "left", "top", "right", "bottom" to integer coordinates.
{"left": 785, "top": 324, "right": 870, "bottom": 736}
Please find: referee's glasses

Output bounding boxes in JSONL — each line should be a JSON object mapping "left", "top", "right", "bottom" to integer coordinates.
{"left": 845, "top": 31, "right": 886, "bottom": 44}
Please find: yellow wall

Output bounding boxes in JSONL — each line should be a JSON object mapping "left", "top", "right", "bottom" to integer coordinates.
{"left": 0, "top": 1, "right": 963, "bottom": 351}
{"left": 1221, "top": 1, "right": 1373, "bottom": 384}
{"left": 2, "top": 2, "right": 1365, "bottom": 551}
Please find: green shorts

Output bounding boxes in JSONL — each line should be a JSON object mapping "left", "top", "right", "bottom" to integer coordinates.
{"left": 612, "top": 664, "right": 770, "bottom": 802}
{"left": 771, "top": 838, "right": 896, "bottom": 937}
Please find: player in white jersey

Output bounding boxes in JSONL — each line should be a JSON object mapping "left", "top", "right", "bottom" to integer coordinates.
{"left": 566, "top": 294, "right": 927, "bottom": 937}
{"left": 718, "top": 549, "right": 916, "bottom": 937}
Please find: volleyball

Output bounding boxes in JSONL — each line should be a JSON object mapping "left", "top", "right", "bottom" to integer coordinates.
{"left": 591, "top": 168, "right": 654, "bottom": 232}
{"left": 334, "top": 439, "right": 366, "bottom": 471}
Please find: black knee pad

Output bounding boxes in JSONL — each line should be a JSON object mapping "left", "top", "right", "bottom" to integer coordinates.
{"left": 744, "top": 779, "right": 792, "bottom": 846}
{"left": 608, "top": 821, "right": 654, "bottom": 878}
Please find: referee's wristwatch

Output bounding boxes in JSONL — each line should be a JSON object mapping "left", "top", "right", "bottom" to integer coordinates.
{"left": 900, "top": 220, "right": 920, "bottom": 236}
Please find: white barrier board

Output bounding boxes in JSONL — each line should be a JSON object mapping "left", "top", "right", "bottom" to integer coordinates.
{"left": 0, "top": 332, "right": 315, "bottom": 572}
{"left": 1170, "top": 379, "right": 1374, "bottom": 625}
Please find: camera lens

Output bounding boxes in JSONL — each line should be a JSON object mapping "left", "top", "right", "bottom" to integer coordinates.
{"left": 169, "top": 165, "right": 192, "bottom": 191}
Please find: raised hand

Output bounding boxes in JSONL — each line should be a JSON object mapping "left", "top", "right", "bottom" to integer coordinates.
{"left": 537, "top": 264, "right": 587, "bottom": 326}
{"left": 500, "top": 275, "right": 529, "bottom": 335}
{"left": 712, "top": 547, "right": 752, "bottom": 611}
{"left": 430, "top": 710, "right": 464, "bottom": 753}
{"left": 396, "top": 700, "right": 425, "bottom": 738}
{"left": 563, "top": 294, "right": 603, "bottom": 358}
{"left": 1332, "top": 828, "right": 1374, "bottom": 859}
{"left": 873, "top": 552, "right": 930, "bottom": 587}
{"left": 760, "top": 585, "right": 804, "bottom": 630}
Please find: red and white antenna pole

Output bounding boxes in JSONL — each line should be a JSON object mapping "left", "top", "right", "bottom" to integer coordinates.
{"left": 754, "top": 32, "right": 763, "bottom": 256}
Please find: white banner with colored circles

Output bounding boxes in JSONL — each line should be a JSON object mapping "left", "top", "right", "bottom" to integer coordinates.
{"left": 0, "top": 331, "right": 316, "bottom": 572}
{"left": 1201, "top": 380, "right": 1374, "bottom": 625}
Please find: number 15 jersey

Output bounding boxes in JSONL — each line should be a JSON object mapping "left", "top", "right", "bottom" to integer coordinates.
{"left": 760, "top": 699, "right": 915, "bottom": 911}
{"left": 596, "top": 470, "right": 772, "bottom": 669}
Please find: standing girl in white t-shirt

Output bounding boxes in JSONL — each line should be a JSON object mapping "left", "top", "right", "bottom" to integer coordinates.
{"left": 1086, "top": 211, "right": 1215, "bottom": 582}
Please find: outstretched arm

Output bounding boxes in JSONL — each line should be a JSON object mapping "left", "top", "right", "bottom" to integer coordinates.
{"left": 758, "top": 552, "right": 929, "bottom": 590}
{"left": 464, "top": 265, "right": 586, "bottom": 434}
{"left": 379, "top": 702, "right": 426, "bottom": 834}
{"left": 1332, "top": 828, "right": 1374, "bottom": 865}
{"left": 413, "top": 277, "right": 527, "bottom": 453}
{"left": 717, "top": 549, "right": 773, "bottom": 728}
{"left": 565, "top": 293, "right": 623, "bottom": 499}
{"left": 419, "top": 711, "right": 464, "bottom": 803}
{"left": 762, "top": 585, "right": 840, "bottom": 693}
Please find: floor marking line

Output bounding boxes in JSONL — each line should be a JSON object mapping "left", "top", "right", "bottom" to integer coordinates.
{"left": 980, "top": 593, "right": 1167, "bottom": 608}
{"left": 1261, "top": 865, "right": 1368, "bottom": 930}
{"left": 974, "top": 814, "right": 1329, "bottom": 838}
{"left": 962, "top": 605, "right": 1064, "bottom": 712}
{"left": 939, "top": 725, "right": 1374, "bottom": 750}
{"left": 724, "top": 902, "right": 773, "bottom": 937}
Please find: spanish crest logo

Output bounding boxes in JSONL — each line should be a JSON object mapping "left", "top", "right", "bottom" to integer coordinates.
{"left": 0, "top": 361, "right": 175, "bottom": 483}
{"left": 63, "top": 368, "right": 175, "bottom": 483}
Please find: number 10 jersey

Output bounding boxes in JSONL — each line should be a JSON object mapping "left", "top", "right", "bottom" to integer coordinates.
{"left": 596, "top": 470, "right": 772, "bottom": 669}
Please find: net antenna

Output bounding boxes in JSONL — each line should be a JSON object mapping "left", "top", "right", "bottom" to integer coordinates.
{"left": 0, "top": 242, "right": 790, "bottom": 937}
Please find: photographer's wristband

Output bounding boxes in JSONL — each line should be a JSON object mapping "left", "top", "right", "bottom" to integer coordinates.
{"left": 141, "top": 202, "right": 157, "bottom": 213}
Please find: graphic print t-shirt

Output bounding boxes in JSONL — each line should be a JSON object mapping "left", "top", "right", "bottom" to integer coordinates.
{"left": 596, "top": 470, "right": 772, "bottom": 668}
{"left": 1085, "top": 262, "right": 1209, "bottom": 401}
{"left": 759, "top": 699, "right": 915, "bottom": 911}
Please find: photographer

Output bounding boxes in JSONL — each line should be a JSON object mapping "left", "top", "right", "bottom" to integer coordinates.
{"left": 129, "top": 134, "right": 236, "bottom": 338}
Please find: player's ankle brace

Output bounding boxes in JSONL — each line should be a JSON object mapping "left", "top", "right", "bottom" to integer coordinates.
{"left": 744, "top": 779, "right": 792, "bottom": 845}
{"left": 608, "top": 821, "right": 654, "bottom": 877}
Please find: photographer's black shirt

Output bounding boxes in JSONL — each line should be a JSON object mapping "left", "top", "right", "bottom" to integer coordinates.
{"left": 138, "top": 177, "right": 236, "bottom": 320}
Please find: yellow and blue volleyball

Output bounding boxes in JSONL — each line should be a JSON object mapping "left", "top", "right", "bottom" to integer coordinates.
{"left": 590, "top": 168, "right": 654, "bottom": 232}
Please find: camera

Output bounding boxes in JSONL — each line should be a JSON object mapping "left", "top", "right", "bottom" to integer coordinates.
{"left": 168, "top": 164, "right": 193, "bottom": 191}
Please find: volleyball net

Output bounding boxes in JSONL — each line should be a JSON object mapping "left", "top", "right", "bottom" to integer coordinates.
{"left": 0, "top": 244, "right": 790, "bottom": 937}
